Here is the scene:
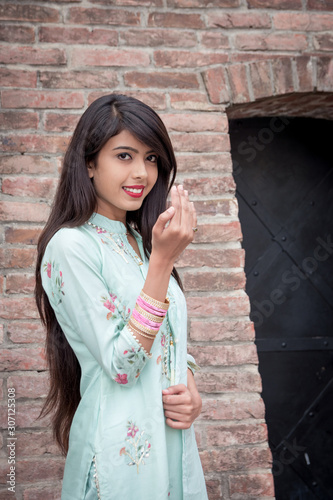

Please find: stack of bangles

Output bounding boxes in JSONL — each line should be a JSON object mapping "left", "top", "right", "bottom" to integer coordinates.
{"left": 128, "top": 290, "right": 169, "bottom": 340}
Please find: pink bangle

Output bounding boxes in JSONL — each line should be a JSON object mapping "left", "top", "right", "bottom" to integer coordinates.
{"left": 137, "top": 296, "right": 168, "bottom": 316}
{"left": 132, "top": 309, "right": 161, "bottom": 330}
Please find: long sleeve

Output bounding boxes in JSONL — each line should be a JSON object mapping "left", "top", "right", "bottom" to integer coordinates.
{"left": 41, "top": 227, "right": 149, "bottom": 388}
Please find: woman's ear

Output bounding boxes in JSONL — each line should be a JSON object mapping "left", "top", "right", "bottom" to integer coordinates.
{"left": 87, "top": 163, "right": 94, "bottom": 179}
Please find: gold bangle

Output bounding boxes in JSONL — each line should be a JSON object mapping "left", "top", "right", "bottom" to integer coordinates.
{"left": 140, "top": 290, "right": 169, "bottom": 311}
{"left": 135, "top": 304, "right": 164, "bottom": 323}
{"left": 129, "top": 317, "right": 159, "bottom": 336}
{"left": 128, "top": 323, "right": 156, "bottom": 340}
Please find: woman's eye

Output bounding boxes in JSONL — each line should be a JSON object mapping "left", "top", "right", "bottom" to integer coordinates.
{"left": 147, "top": 154, "right": 158, "bottom": 163}
{"left": 118, "top": 153, "right": 131, "bottom": 160}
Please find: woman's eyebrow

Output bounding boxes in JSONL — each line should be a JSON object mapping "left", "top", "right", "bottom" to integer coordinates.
{"left": 112, "top": 146, "right": 155, "bottom": 154}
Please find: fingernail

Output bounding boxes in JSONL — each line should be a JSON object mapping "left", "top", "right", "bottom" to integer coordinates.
{"left": 162, "top": 389, "right": 170, "bottom": 394}
{"left": 171, "top": 185, "right": 177, "bottom": 191}
{"left": 178, "top": 184, "right": 184, "bottom": 191}
{"left": 184, "top": 190, "right": 188, "bottom": 196}
{"left": 167, "top": 206, "right": 175, "bottom": 213}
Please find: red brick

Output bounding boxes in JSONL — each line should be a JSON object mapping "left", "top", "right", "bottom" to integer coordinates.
{"left": 206, "top": 11, "right": 271, "bottom": 29}
{"left": 0, "top": 346, "right": 45, "bottom": 370}
{"left": 16, "top": 430, "right": 59, "bottom": 458}
{"left": 247, "top": 0, "right": 302, "bottom": 8}
{"left": 0, "top": 46, "right": 66, "bottom": 66}
{"left": 6, "top": 273, "right": 35, "bottom": 294}
{"left": 201, "top": 32, "right": 230, "bottom": 51}
{"left": 189, "top": 344, "right": 258, "bottom": 366}
{"left": 195, "top": 369, "right": 261, "bottom": 393}
{"left": 317, "top": 57, "right": 333, "bottom": 91}
{"left": 295, "top": 56, "right": 314, "bottom": 92}
{"left": 249, "top": 61, "right": 274, "bottom": 100}
{"left": 168, "top": 0, "right": 240, "bottom": 6}
{"left": 120, "top": 28, "right": 196, "bottom": 48}
{"left": 200, "top": 447, "right": 272, "bottom": 473}
{"left": 308, "top": 0, "right": 333, "bottom": 10}
{"left": 193, "top": 199, "right": 239, "bottom": 217}
{"left": 314, "top": 33, "right": 333, "bottom": 51}
{"left": 88, "top": 90, "right": 167, "bottom": 110}
{"left": 229, "top": 472, "right": 275, "bottom": 497}
{"left": 228, "top": 63, "right": 251, "bottom": 104}
{"left": 203, "top": 67, "right": 230, "bottom": 104}
{"left": 2, "top": 90, "right": 84, "bottom": 109}
{"left": 162, "top": 113, "right": 228, "bottom": 133}
{"left": 234, "top": 33, "right": 308, "bottom": 51}
{"left": 0, "top": 134, "right": 69, "bottom": 153}
{"left": 90, "top": 0, "right": 163, "bottom": 5}
{"left": 205, "top": 480, "right": 222, "bottom": 500}
{"left": 194, "top": 221, "right": 242, "bottom": 243}
{"left": 0, "top": 112, "right": 38, "bottom": 130}
{"left": 22, "top": 484, "right": 63, "bottom": 500}
{"left": 177, "top": 247, "right": 244, "bottom": 269}
{"left": 44, "top": 112, "right": 80, "bottom": 133}
{"left": 183, "top": 270, "right": 245, "bottom": 292}
{"left": 0, "top": 277, "right": 4, "bottom": 295}
{"left": 0, "top": 25, "right": 35, "bottom": 43}
{"left": 16, "top": 457, "right": 64, "bottom": 483}
{"left": 40, "top": 70, "right": 119, "bottom": 89}
{"left": 176, "top": 153, "right": 232, "bottom": 173}
{"left": 201, "top": 395, "right": 265, "bottom": 420}
{"left": 171, "top": 133, "right": 230, "bottom": 153}
{"left": 7, "top": 321, "right": 46, "bottom": 344}
{"left": 273, "top": 12, "right": 333, "bottom": 30}
{"left": 148, "top": 12, "right": 204, "bottom": 29}
{"left": 67, "top": 7, "right": 140, "bottom": 25}
{"left": 182, "top": 175, "right": 235, "bottom": 195}
{"left": 230, "top": 51, "right": 283, "bottom": 63}
{"left": 0, "top": 248, "right": 36, "bottom": 268}
{"left": 0, "top": 401, "right": 49, "bottom": 429}
{"left": 206, "top": 423, "right": 268, "bottom": 446}
{"left": 0, "top": 155, "right": 55, "bottom": 175}
{"left": 271, "top": 58, "right": 295, "bottom": 95}
{"left": 72, "top": 47, "right": 149, "bottom": 68}
{"left": 2, "top": 176, "right": 57, "bottom": 199}
{"left": 170, "top": 91, "right": 224, "bottom": 111}
{"left": 154, "top": 50, "right": 228, "bottom": 68}
{"left": 190, "top": 319, "right": 254, "bottom": 342}
{"left": 0, "top": 4, "right": 60, "bottom": 22}
{"left": 5, "top": 227, "right": 42, "bottom": 245}
{"left": 0, "top": 201, "right": 50, "bottom": 222}
{"left": 124, "top": 71, "right": 199, "bottom": 90}
{"left": 39, "top": 26, "right": 118, "bottom": 45}
{"left": 0, "top": 68, "right": 37, "bottom": 88}
{"left": 7, "top": 373, "right": 48, "bottom": 399}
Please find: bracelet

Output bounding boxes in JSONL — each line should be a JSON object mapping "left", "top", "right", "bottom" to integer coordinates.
{"left": 128, "top": 323, "right": 156, "bottom": 340}
{"left": 132, "top": 309, "right": 162, "bottom": 330}
{"left": 129, "top": 317, "right": 160, "bottom": 336}
{"left": 140, "top": 290, "right": 170, "bottom": 311}
{"left": 135, "top": 304, "right": 164, "bottom": 323}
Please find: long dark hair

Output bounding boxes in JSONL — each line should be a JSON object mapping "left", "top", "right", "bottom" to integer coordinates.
{"left": 35, "top": 94, "right": 181, "bottom": 455}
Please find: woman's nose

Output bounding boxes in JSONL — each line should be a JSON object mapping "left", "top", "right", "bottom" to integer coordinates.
{"left": 132, "top": 159, "right": 148, "bottom": 179}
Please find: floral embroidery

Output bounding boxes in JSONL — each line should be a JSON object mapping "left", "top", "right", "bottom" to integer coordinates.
{"left": 115, "top": 373, "right": 128, "bottom": 385}
{"left": 161, "top": 334, "right": 166, "bottom": 347}
{"left": 101, "top": 292, "right": 117, "bottom": 320}
{"left": 120, "top": 421, "right": 151, "bottom": 473}
{"left": 123, "top": 345, "right": 145, "bottom": 366}
{"left": 156, "top": 355, "right": 161, "bottom": 365}
{"left": 43, "top": 261, "right": 65, "bottom": 306}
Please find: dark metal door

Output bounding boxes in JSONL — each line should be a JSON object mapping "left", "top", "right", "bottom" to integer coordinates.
{"left": 229, "top": 116, "right": 333, "bottom": 500}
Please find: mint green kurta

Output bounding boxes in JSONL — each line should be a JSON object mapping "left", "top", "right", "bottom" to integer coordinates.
{"left": 41, "top": 213, "right": 208, "bottom": 500}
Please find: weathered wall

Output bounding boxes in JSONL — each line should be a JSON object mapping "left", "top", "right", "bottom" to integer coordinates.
{"left": 1, "top": 0, "right": 333, "bottom": 498}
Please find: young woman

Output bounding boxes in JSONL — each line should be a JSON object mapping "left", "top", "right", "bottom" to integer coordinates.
{"left": 35, "top": 94, "right": 208, "bottom": 499}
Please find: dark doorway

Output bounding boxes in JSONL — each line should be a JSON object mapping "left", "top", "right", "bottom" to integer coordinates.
{"left": 229, "top": 116, "right": 333, "bottom": 500}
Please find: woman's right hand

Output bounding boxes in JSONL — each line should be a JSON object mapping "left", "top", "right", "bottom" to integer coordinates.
{"left": 151, "top": 185, "right": 197, "bottom": 267}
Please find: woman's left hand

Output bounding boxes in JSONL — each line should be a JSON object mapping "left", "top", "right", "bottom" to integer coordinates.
{"left": 162, "top": 370, "right": 202, "bottom": 429}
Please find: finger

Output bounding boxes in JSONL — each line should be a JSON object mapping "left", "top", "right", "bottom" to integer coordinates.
{"left": 162, "top": 384, "right": 187, "bottom": 395}
{"left": 153, "top": 206, "right": 175, "bottom": 235}
{"left": 164, "top": 410, "right": 192, "bottom": 422}
{"left": 165, "top": 418, "right": 192, "bottom": 430}
{"left": 169, "top": 185, "right": 182, "bottom": 226}
{"left": 163, "top": 403, "right": 192, "bottom": 413}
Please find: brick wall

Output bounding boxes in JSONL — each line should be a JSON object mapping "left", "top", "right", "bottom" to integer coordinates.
{"left": 1, "top": 1, "right": 333, "bottom": 498}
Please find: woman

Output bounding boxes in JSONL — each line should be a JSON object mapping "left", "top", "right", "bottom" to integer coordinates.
{"left": 35, "top": 94, "right": 208, "bottom": 499}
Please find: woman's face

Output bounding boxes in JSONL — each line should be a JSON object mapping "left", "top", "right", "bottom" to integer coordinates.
{"left": 88, "top": 129, "right": 159, "bottom": 223}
